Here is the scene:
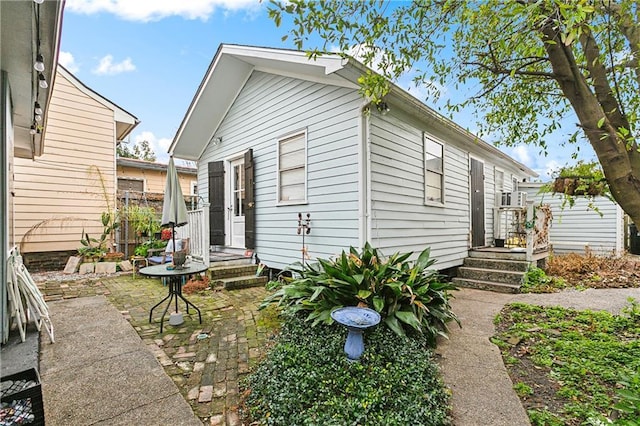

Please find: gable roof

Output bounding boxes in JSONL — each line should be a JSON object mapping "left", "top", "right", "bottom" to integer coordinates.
{"left": 171, "top": 44, "right": 536, "bottom": 177}
{"left": 57, "top": 65, "right": 140, "bottom": 141}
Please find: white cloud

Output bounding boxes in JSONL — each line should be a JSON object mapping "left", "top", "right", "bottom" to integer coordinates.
{"left": 510, "top": 145, "right": 532, "bottom": 166}
{"left": 66, "top": 0, "right": 259, "bottom": 22}
{"left": 93, "top": 55, "right": 136, "bottom": 75}
{"left": 542, "top": 160, "right": 562, "bottom": 180}
{"left": 58, "top": 51, "right": 80, "bottom": 74}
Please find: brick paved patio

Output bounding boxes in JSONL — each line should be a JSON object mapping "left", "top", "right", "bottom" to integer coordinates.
{"left": 35, "top": 272, "right": 277, "bottom": 425}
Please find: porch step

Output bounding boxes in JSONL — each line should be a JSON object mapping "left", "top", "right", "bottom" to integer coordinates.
{"left": 457, "top": 266, "right": 525, "bottom": 286}
{"left": 209, "top": 264, "right": 260, "bottom": 280}
{"left": 463, "top": 257, "right": 529, "bottom": 272}
{"left": 452, "top": 277, "right": 520, "bottom": 294}
{"left": 214, "top": 274, "right": 269, "bottom": 290}
{"left": 467, "top": 249, "right": 527, "bottom": 261}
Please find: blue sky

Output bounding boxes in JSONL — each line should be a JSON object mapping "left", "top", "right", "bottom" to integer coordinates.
{"left": 59, "top": 0, "right": 596, "bottom": 179}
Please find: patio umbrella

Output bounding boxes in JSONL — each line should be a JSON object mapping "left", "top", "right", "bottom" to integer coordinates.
{"left": 161, "top": 156, "right": 188, "bottom": 263}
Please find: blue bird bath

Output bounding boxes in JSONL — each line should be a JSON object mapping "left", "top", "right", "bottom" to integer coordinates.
{"left": 331, "top": 307, "right": 381, "bottom": 361}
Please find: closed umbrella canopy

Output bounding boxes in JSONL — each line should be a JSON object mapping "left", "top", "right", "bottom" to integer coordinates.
{"left": 162, "top": 157, "right": 188, "bottom": 229}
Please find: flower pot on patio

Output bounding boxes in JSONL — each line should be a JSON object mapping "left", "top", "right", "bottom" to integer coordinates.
{"left": 102, "top": 252, "right": 124, "bottom": 262}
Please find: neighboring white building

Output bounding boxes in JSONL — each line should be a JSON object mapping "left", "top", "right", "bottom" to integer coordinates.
{"left": 521, "top": 182, "right": 625, "bottom": 255}
{"left": 171, "top": 44, "right": 537, "bottom": 270}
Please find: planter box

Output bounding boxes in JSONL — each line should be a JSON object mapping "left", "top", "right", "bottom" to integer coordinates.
{"left": 553, "top": 177, "right": 606, "bottom": 196}
{"left": 1, "top": 368, "right": 44, "bottom": 425}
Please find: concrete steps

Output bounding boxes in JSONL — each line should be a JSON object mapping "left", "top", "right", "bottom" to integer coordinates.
{"left": 454, "top": 250, "right": 529, "bottom": 293}
{"left": 208, "top": 263, "right": 268, "bottom": 290}
{"left": 451, "top": 277, "right": 521, "bottom": 294}
{"left": 216, "top": 275, "right": 269, "bottom": 290}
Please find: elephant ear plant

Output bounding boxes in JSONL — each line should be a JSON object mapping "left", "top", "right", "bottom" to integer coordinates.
{"left": 261, "top": 243, "right": 460, "bottom": 345}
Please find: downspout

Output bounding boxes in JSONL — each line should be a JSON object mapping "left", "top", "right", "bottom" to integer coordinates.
{"left": 358, "top": 102, "right": 371, "bottom": 246}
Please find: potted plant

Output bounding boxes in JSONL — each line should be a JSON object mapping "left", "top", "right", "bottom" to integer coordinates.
{"left": 78, "top": 211, "right": 123, "bottom": 262}
{"left": 550, "top": 161, "right": 608, "bottom": 196}
{"left": 77, "top": 235, "right": 104, "bottom": 262}
{"left": 124, "top": 205, "right": 160, "bottom": 238}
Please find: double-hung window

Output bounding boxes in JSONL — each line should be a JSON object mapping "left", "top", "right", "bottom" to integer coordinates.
{"left": 424, "top": 134, "right": 444, "bottom": 204}
{"left": 277, "top": 131, "right": 307, "bottom": 204}
{"left": 117, "top": 177, "right": 144, "bottom": 192}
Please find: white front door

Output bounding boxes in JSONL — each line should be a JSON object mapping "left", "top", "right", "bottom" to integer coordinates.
{"left": 229, "top": 157, "right": 245, "bottom": 248}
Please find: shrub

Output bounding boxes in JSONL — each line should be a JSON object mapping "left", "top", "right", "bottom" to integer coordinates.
{"left": 261, "top": 243, "right": 459, "bottom": 344}
{"left": 242, "top": 314, "right": 451, "bottom": 425}
{"left": 521, "top": 266, "right": 566, "bottom": 293}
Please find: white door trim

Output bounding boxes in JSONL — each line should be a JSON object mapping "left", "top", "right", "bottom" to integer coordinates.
{"left": 226, "top": 155, "right": 245, "bottom": 248}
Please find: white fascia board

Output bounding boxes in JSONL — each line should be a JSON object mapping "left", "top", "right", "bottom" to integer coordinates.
{"left": 222, "top": 44, "right": 347, "bottom": 76}
{"left": 58, "top": 66, "right": 140, "bottom": 135}
{"left": 253, "top": 64, "right": 358, "bottom": 89}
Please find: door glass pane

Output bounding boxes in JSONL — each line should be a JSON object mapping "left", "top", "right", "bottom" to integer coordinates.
{"left": 233, "top": 163, "right": 245, "bottom": 217}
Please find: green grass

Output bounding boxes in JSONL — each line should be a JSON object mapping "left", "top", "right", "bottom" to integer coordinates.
{"left": 241, "top": 313, "right": 451, "bottom": 425}
{"left": 493, "top": 300, "right": 640, "bottom": 425}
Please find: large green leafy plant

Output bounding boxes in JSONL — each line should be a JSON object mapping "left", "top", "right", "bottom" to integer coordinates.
{"left": 261, "top": 243, "right": 459, "bottom": 344}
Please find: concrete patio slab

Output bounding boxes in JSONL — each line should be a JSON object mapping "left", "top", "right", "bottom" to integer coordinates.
{"left": 40, "top": 295, "right": 201, "bottom": 426}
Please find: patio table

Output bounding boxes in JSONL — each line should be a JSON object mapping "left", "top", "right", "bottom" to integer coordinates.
{"left": 140, "top": 262, "right": 207, "bottom": 332}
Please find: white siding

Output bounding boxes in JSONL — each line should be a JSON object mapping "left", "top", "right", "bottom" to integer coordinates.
{"left": 369, "top": 112, "right": 470, "bottom": 269}
{"left": 521, "top": 182, "right": 624, "bottom": 255}
{"left": 369, "top": 111, "right": 531, "bottom": 270}
{"left": 13, "top": 72, "right": 117, "bottom": 253}
{"left": 198, "top": 71, "right": 362, "bottom": 269}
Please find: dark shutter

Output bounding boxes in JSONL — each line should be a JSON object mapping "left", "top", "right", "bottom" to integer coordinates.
{"left": 470, "top": 158, "right": 485, "bottom": 247}
{"left": 208, "top": 161, "right": 225, "bottom": 246}
{"left": 244, "top": 149, "right": 256, "bottom": 249}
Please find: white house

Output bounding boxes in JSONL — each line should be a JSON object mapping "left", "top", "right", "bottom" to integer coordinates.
{"left": 521, "top": 182, "right": 625, "bottom": 255}
{"left": 170, "top": 44, "right": 537, "bottom": 270}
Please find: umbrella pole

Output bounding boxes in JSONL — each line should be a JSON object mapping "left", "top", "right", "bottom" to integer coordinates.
{"left": 171, "top": 225, "right": 176, "bottom": 263}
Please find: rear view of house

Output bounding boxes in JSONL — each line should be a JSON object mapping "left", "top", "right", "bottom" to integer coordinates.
{"left": 171, "top": 44, "right": 536, "bottom": 271}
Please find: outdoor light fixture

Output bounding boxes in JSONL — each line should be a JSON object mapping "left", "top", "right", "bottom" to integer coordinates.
{"left": 376, "top": 101, "right": 390, "bottom": 115}
{"left": 38, "top": 73, "right": 48, "bottom": 89}
{"left": 34, "top": 0, "right": 44, "bottom": 4}
{"left": 34, "top": 102, "right": 43, "bottom": 115}
{"left": 34, "top": 114, "right": 42, "bottom": 122}
{"left": 34, "top": 54, "right": 45, "bottom": 72}
{"left": 212, "top": 136, "right": 222, "bottom": 145}
{"left": 29, "top": 125, "right": 37, "bottom": 135}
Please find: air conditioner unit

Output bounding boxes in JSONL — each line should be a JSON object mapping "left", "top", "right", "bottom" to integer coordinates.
{"left": 497, "top": 191, "right": 527, "bottom": 208}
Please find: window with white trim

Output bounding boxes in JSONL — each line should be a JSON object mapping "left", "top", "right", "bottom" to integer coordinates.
{"left": 277, "top": 131, "right": 307, "bottom": 203}
{"left": 424, "top": 134, "right": 444, "bottom": 203}
{"left": 495, "top": 169, "right": 504, "bottom": 193}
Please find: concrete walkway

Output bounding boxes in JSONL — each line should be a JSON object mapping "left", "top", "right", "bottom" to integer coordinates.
{"left": 39, "top": 296, "right": 201, "bottom": 426}
{"left": 437, "top": 287, "right": 640, "bottom": 426}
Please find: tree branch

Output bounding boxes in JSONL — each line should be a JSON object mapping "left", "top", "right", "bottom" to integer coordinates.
{"left": 579, "top": 28, "right": 627, "bottom": 127}
{"left": 463, "top": 59, "right": 556, "bottom": 78}
{"left": 605, "top": 2, "right": 640, "bottom": 88}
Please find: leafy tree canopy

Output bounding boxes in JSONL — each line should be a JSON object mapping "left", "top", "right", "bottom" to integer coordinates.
{"left": 269, "top": 0, "right": 640, "bottom": 225}
{"left": 117, "top": 140, "right": 156, "bottom": 162}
